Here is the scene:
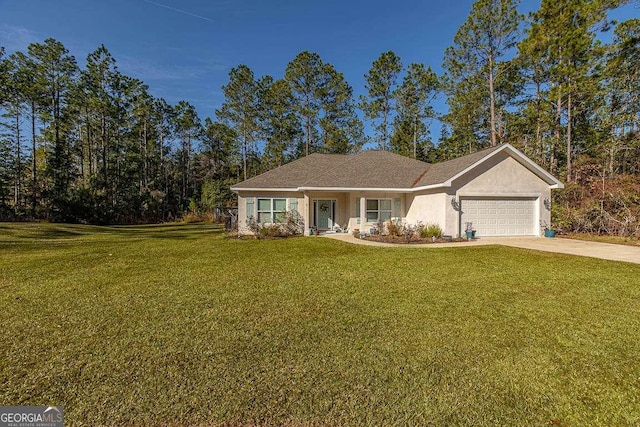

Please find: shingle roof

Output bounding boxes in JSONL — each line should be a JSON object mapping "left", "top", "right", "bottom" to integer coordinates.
{"left": 231, "top": 144, "right": 559, "bottom": 191}
{"left": 231, "top": 153, "right": 349, "bottom": 189}
{"left": 309, "top": 150, "right": 431, "bottom": 188}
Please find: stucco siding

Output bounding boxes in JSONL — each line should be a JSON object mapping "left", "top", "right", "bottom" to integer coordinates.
{"left": 454, "top": 153, "right": 550, "bottom": 195}
{"left": 237, "top": 191, "right": 304, "bottom": 235}
{"left": 451, "top": 153, "right": 552, "bottom": 236}
{"left": 405, "top": 191, "right": 447, "bottom": 230}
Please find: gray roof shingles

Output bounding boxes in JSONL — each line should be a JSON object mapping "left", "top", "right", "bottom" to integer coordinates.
{"left": 310, "top": 150, "right": 432, "bottom": 188}
{"left": 232, "top": 146, "right": 505, "bottom": 190}
{"left": 231, "top": 153, "right": 349, "bottom": 189}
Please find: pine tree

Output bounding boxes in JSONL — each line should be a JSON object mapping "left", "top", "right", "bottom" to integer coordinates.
{"left": 216, "top": 65, "right": 260, "bottom": 180}
{"left": 80, "top": 45, "right": 118, "bottom": 191}
{"left": 443, "top": 0, "right": 522, "bottom": 148}
{"left": 174, "top": 100, "right": 201, "bottom": 207}
{"left": 151, "top": 97, "right": 175, "bottom": 205}
{"left": 285, "top": 51, "right": 365, "bottom": 156}
{"left": 27, "top": 38, "right": 78, "bottom": 215}
{"left": 10, "top": 51, "right": 46, "bottom": 214}
{"left": 258, "top": 76, "right": 300, "bottom": 168}
{"left": 284, "top": 51, "right": 325, "bottom": 156}
{"left": 319, "top": 64, "right": 366, "bottom": 154}
{"left": 0, "top": 47, "right": 9, "bottom": 106}
{"left": 2, "top": 52, "right": 28, "bottom": 212}
{"left": 392, "top": 63, "right": 439, "bottom": 159}
{"left": 602, "top": 18, "right": 640, "bottom": 175}
{"left": 199, "top": 118, "right": 237, "bottom": 181}
{"left": 519, "top": 0, "right": 624, "bottom": 180}
{"left": 360, "top": 51, "right": 402, "bottom": 150}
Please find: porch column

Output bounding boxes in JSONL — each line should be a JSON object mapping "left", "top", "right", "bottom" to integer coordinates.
{"left": 303, "top": 192, "right": 310, "bottom": 235}
{"left": 359, "top": 194, "right": 366, "bottom": 234}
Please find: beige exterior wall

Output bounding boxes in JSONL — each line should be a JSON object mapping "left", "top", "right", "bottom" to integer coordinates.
{"left": 236, "top": 191, "right": 304, "bottom": 235}
{"left": 405, "top": 191, "right": 447, "bottom": 230}
{"left": 450, "top": 152, "right": 552, "bottom": 236}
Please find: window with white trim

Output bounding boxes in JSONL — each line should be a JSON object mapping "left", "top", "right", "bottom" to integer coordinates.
{"left": 257, "top": 198, "right": 287, "bottom": 223}
{"left": 366, "top": 199, "right": 392, "bottom": 223}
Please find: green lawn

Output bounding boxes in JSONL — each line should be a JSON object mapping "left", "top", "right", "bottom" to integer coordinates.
{"left": 1, "top": 223, "right": 639, "bottom": 426}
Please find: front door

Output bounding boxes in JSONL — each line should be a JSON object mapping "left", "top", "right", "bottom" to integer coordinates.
{"left": 316, "top": 200, "right": 335, "bottom": 230}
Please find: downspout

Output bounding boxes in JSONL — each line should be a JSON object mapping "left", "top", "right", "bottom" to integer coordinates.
{"left": 453, "top": 194, "right": 461, "bottom": 238}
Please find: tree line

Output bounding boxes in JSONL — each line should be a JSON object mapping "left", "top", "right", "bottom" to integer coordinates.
{"left": 0, "top": 40, "right": 235, "bottom": 223}
{"left": 0, "top": 0, "right": 638, "bottom": 233}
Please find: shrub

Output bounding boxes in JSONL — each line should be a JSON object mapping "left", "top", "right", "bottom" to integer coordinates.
{"left": 555, "top": 171, "right": 640, "bottom": 237}
{"left": 403, "top": 223, "right": 418, "bottom": 240}
{"left": 418, "top": 223, "right": 443, "bottom": 239}
{"left": 181, "top": 210, "right": 214, "bottom": 223}
{"left": 386, "top": 220, "right": 405, "bottom": 237}
{"left": 246, "top": 211, "right": 304, "bottom": 238}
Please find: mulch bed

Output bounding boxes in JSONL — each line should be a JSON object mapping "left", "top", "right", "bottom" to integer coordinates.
{"left": 363, "top": 235, "right": 468, "bottom": 244}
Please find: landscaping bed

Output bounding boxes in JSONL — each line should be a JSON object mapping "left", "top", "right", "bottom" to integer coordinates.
{"left": 363, "top": 234, "right": 467, "bottom": 244}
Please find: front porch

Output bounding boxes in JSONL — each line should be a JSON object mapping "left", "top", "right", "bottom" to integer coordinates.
{"left": 301, "top": 191, "right": 408, "bottom": 236}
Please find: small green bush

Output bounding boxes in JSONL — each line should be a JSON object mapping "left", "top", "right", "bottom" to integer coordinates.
{"left": 419, "top": 223, "right": 443, "bottom": 239}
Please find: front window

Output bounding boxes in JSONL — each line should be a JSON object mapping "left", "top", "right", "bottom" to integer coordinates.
{"left": 257, "top": 198, "right": 286, "bottom": 223}
{"left": 366, "top": 199, "right": 392, "bottom": 223}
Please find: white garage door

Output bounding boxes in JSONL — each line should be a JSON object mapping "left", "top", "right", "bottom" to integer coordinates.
{"left": 461, "top": 198, "right": 537, "bottom": 237}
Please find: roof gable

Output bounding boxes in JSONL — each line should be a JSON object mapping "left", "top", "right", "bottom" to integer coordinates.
{"left": 423, "top": 144, "right": 563, "bottom": 189}
{"left": 415, "top": 146, "right": 503, "bottom": 187}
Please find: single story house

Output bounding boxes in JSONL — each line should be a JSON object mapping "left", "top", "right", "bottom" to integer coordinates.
{"left": 230, "top": 143, "right": 564, "bottom": 237}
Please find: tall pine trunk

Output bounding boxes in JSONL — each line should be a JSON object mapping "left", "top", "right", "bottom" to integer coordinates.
{"left": 242, "top": 128, "right": 248, "bottom": 181}
{"left": 488, "top": 53, "right": 497, "bottom": 147}
{"left": 101, "top": 113, "right": 108, "bottom": 190}
{"left": 534, "top": 79, "right": 543, "bottom": 167}
{"left": 382, "top": 104, "right": 388, "bottom": 150}
{"left": 413, "top": 113, "right": 418, "bottom": 159}
{"left": 552, "top": 88, "right": 562, "bottom": 176}
{"left": 31, "top": 101, "right": 37, "bottom": 214}
{"left": 305, "top": 94, "right": 311, "bottom": 156}
{"left": 14, "top": 108, "right": 21, "bottom": 209}
{"left": 566, "top": 91, "right": 572, "bottom": 183}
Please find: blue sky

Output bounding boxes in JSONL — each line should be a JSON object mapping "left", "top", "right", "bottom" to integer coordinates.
{"left": 1, "top": 0, "right": 637, "bottom": 141}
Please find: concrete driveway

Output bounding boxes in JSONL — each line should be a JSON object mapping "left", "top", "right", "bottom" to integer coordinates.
{"left": 321, "top": 233, "right": 640, "bottom": 265}
{"left": 483, "top": 236, "right": 640, "bottom": 264}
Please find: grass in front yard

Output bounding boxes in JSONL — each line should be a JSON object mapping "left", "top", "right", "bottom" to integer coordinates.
{"left": 1, "top": 223, "right": 639, "bottom": 426}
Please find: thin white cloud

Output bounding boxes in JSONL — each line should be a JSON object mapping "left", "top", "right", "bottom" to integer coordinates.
{"left": 0, "top": 23, "right": 41, "bottom": 52}
{"left": 142, "top": 0, "right": 215, "bottom": 23}
{"left": 117, "top": 55, "right": 227, "bottom": 81}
